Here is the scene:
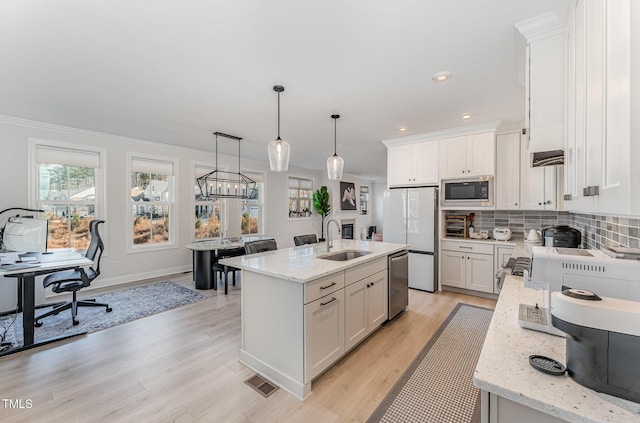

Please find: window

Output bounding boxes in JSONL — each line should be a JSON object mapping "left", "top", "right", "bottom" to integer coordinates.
{"left": 288, "top": 177, "right": 313, "bottom": 218}
{"left": 194, "top": 165, "right": 225, "bottom": 240}
{"left": 32, "top": 142, "right": 103, "bottom": 251}
{"left": 360, "top": 186, "right": 369, "bottom": 215}
{"left": 241, "top": 172, "right": 264, "bottom": 235}
{"left": 130, "top": 155, "right": 176, "bottom": 248}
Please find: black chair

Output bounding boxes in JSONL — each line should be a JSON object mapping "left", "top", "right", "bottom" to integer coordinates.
{"left": 293, "top": 234, "right": 318, "bottom": 246}
{"left": 212, "top": 246, "right": 245, "bottom": 295}
{"left": 35, "top": 220, "right": 112, "bottom": 327}
{"left": 244, "top": 238, "right": 278, "bottom": 255}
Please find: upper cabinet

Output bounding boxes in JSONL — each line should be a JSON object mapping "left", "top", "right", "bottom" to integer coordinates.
{"left": 439, "top": 131, "right": 495, "bottom": 179}
{"left": 526, "top": 32, "right": 566, "bottom": 153}
{"left": 495, "top": 132, "right": 521, "bottom": 210}
{"left": 564, "top": 0, "right": 633, "bottom": 215}
{"left": 387, "top": 141, "right": 438, "bottom": 187}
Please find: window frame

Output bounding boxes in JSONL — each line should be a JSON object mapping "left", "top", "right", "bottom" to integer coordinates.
{"left": 288, "top": 176, "right": 314, "bottom": 220}
{"left": 192, "top": 162, "right": 227, "bottom": 241}
{"left": 240, "top": 171, "right": 265, "bottom": 236}
{"left": 27, "top": 138, "right": 106, "bottom": 251}
{"left": 127, "top": 152, "right": 178, "bottom": 253}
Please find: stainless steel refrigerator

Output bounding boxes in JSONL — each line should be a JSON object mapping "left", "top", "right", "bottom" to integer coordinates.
{"left": 383, "top": 187, "right": 438, "bottom": 292}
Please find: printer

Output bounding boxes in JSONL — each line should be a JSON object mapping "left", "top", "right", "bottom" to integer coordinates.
{"left": 551, "top": 290, "right": 640, "bottom": 403}
{"left": 520, "top": 246, "right": 640, "bottom": 336}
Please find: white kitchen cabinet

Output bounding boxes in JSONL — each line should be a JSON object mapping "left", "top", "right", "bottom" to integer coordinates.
{"left": 564, "top": 0, "right": 632, "bottom": 215}
{"left": 495, "top": 132, "right": 521, "bottom": 210}
{"left": 387, "top": 141, "right": 438, "bottom": 187}
{"left": 441, "top": 241, "right": 494, "bottom": 294}
{"left": 520, "top": 135, "right": 559, "bottom": 210}
{"left": 345, "top": 269, "right": 388, "bottom": 351}
{"left": 304, "top": 289, "right": 345, "bottom": 382}
{"left": 439, "top": 132, "right": 495, "bottom": 178}
{"left": 526, "top": 32, "right": 566, "bottom": 153}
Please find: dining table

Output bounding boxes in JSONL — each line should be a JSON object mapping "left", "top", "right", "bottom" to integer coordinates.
{"left": 185, "top": 236, "right": 269, "bottom": 290}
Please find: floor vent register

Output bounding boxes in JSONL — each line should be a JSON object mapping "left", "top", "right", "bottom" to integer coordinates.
{"left": 245, "top": 374, "right": 278, "bottom": 398}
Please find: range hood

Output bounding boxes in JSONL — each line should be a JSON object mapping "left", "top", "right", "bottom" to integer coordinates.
{"left": 531, "top": 149, "right": 564, "bottom": 167}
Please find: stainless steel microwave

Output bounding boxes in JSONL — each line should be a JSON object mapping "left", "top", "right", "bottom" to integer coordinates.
{"left": 441, "top": 176, "right": 494, "bottom": 208}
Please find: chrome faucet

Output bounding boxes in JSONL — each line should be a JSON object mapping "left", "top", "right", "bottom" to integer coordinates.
{"left": 325, "top": 219, "right": 341, "bottom": 253}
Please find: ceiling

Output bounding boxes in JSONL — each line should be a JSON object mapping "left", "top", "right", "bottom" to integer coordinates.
{"left": 0, "top": 1, "right": 562, "bottom": 180}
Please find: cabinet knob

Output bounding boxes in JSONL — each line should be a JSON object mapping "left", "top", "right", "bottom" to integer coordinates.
{"left": 367, "top": 284, "right": 370, "bottom": 288}
{"left": 546, "top": 200, "right": 552, "bottom": 204}
{"left": 515, "top": 202, "right": 518, "bottom": 206}
{"left": 467, "top": 169, "right": 470, "bottom": 173}
{"left": 538, "top": 202, "right": 542, "bottom": 206}
{"left": 371, "top": 282, "right": 375, "bottom": 286}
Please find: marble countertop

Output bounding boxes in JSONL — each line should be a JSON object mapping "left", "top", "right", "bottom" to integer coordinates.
{"left": 474, "top": 275, "right": 640, "bottom": 422}
{"left": 219, "top": 239, "right": 408, "bottom": 283}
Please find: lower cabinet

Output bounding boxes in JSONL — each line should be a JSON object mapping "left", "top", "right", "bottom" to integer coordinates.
{"left": 304, "top": 289, "right": 345, "bottom": 382}
{"left": 345, "top": 270, "right": 388, "bottom": 351}
{"left": 441, "top": 241, "right": 494, "bottom": 294}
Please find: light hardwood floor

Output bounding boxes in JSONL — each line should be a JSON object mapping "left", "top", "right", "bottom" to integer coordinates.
{"left": 0, "top": 273, "right": 495, "bottom": 423}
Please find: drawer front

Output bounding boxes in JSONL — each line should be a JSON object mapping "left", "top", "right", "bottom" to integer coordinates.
{"left": 345, "top": 257, "right": 388, "bottom": 286}
{"left": 441, "top": 240, "right": 493, "bottom": 255}
{"left": 305, "top": 272, "right": 345, "bottom": 304}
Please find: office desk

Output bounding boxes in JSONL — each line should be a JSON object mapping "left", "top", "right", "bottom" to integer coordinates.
{"left": 185, "top": 236, "right": 268, "bottom": 290}
{"left": 0, "top": 249, "right": 92, "bottom": 356}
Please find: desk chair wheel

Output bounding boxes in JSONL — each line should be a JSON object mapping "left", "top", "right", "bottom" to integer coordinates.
{"left": 34, "top": 321, "right": 43, "bottom": 328}
{"left": 106, "top": 307, "right": 113, "bottom": 312}
{"left": 73, "top": 319, "right": 79, "bottom": 325}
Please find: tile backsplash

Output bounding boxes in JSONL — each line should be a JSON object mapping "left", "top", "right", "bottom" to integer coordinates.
{"left": 444, "top": 210, "right": 640, "bottom": 250}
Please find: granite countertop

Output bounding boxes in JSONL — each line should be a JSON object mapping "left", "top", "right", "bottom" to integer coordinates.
{"left": 219, "top": 239, "right": 408, "bottom": 283}
{"left": 474, "top": 275, "right": 640, "bottom": 422}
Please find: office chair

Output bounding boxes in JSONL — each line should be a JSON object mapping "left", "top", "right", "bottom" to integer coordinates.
{"left": 244, "top": 238, "right": 278, "bottom": 255}
{"left": 34, "top": 220, "right": 112, "bottom": 326}
{"left": 212, "top": 246, "right": 245, "bottom": 295}
{"left": 293, "top": 234, "right": 318, "bottom": 246}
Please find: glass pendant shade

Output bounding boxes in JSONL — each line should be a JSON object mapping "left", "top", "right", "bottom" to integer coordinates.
{"left": 268, "top": 85, "right": 290, "bottom": 172}
{"left": 327, "top": 114, "right": 344, "bottom": 180}
{"left": 327, "top": 154, "right": 344, "bottom": 180}
{"left": 268, "top": 137, "right": 290, "bottom": 172}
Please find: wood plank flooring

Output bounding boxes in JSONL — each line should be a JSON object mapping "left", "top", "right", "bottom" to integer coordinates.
{"left": 0, "top": 273, "right": 495, "bottom": 422}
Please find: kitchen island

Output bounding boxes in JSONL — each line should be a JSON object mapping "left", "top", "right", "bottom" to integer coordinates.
{"left": 474, "top": 275, "right": 640, "bottom": 422}
{"left": 219, "top": 239, "right": 408, "bottom": 400}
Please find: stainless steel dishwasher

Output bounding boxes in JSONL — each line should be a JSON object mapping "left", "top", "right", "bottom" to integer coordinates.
{"left": 388, "top": 250, "right": 409, "bottom": 320}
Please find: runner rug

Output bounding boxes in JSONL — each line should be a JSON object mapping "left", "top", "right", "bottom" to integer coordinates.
{"left": 367, "top": 303, "right": 493, "bottom": 423}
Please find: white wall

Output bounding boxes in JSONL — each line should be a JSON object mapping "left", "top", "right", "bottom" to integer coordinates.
{"left": 0, "top": 115, "right": 323, "bottom": 299}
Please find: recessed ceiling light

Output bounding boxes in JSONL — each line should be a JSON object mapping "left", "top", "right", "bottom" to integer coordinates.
{"left": 461, "top": 113, "right": 472, "bottom": 120}
{"left": 398, "top": 126, "right": 407, "bottom": 132}
{"left": 432, "top": 71, "right": 451, "bottom": 82}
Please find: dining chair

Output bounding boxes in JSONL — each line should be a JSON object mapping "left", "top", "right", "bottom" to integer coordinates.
{"left": 35, "top": 220, "right": 112, "bottom": 326}
{"left": 293, "top": 234, "right": 318, "bottom": 246}
{"left": 244, "top": 238, "right": 278, "bottom": 254}
{"left": 212, "top": 246, "right": 245, "bottom": 295}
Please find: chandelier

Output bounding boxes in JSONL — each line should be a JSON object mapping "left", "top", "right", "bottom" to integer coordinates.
{"left": 196, "top": 132, "right": 256, "bottom": 200}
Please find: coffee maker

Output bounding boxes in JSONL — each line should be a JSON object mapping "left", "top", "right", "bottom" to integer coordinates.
{"left": 519, "top": 246, "right": 640, "bottom": 336}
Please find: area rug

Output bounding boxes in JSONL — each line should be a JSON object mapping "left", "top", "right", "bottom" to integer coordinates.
{"left": 367, "top": 303, "right": 493, "bottom": 423}
{"left": 0, "top": 281, "right": 207, "bottom": 346}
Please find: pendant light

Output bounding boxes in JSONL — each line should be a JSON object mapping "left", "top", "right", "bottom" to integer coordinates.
{"left": 327, "top": 114, "right": 344, "bottom": 180}
{"left": 267, "top": 85, "right": 290, "bottom": 172}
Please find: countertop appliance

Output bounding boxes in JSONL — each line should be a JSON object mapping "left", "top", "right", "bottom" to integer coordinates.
{"left": 493, "top": 227, "right": 512, "bottom": 241}
{"left": 551, "top": 290, "right": 640, "bottom": 403}
{"left": 519, "top": 246, "right": 640, "bottom": 336}
{"left": 441, "top": 176, "right": 493, "bottom": 208}
{"left": 542, "top": 225, "right": 581, "bottom": 248}
{"left": 388, "top": 250, "right": 409, "bottom": 320}
{"left": 383, "top": 187, "right": 438, "bottom": 292}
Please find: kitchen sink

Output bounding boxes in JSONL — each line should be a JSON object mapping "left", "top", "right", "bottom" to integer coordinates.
{"left": 317, "top": 250, "right": 372, "bottom": 261}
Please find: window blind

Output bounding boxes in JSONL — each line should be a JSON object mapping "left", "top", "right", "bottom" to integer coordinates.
{"left": 36, "top": 146, "right": 100, "bottom": 168}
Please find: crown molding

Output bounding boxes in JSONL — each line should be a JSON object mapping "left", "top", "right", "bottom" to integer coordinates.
{"left": 381, "top": 120, "right": 501, "bottom": 147}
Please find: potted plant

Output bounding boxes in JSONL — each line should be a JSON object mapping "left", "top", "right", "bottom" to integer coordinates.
{"left": 313, "top": 186, "right": 331, "bottom": 241}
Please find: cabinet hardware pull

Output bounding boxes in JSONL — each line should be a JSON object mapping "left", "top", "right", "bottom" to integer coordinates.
{"left": 467, "top": 169, "right": 470, "bottom": 173}
{"left": 366, "top": 284, "right": 370, "bottom": 288}
{"left": 462, "top": 170, "right": 465, "bottom": 173}
{"left": 320, "top": 282, "right": 337, "bottom": 290}
{"left": 538, "top": 202, "right": 542, "bottom": 206}
{"left": 459, "top": 246, "right": 473, "bottom": 249}
{"left": 320, "top": 297, "right": 337, "bottom": 306}
{"left": 515, "top": 202, "right": 518, "bottom": 206}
